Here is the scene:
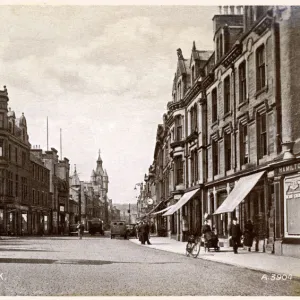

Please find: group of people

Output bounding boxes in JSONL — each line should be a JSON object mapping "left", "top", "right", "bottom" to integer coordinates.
{"left": 182, "top": 214, "right": 255, "bottom": 254}
{"left": 136, "top": 220, "right": 152, "bottom": 245}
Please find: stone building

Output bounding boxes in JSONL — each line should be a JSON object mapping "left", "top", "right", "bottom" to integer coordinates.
{"left": 35, "top": 148, "right": 70, "bottom": 235}
{"left": 0, "top": 86, "right": 31, "bottom": 235}
{"left": 144, "top": 6, "right": 300, "bottom": 258}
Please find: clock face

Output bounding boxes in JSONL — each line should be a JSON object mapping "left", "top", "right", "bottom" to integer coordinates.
{"left": 147, "top": 198, "right": 153, "bottom": 205}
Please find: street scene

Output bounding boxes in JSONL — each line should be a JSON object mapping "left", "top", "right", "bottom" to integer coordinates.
{"left": 0, "top": 235, "right": 299, "bottom": 296}
{"left": 1, "top": 3, "right": 300, "bottom": 297}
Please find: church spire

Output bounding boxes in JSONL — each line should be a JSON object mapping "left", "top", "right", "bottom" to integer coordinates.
{"left": 97, "top": 149, "right": 102, "bottom": 163}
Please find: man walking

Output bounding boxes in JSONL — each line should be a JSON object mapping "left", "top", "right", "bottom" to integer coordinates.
{"left": 77, "top": 221, "right": 84, "bottom": 240}
{"left": 144, "top": 221, "right": 151, "bottom": 245}
{"left": 229, "top": 217, "right": 241, "bottom": 254}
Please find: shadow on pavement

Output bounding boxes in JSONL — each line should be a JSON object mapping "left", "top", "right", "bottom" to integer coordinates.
{"left": 0, "top": 257, "right": 182, "bottom": 266}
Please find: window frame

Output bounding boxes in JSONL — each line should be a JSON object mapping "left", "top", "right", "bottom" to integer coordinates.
{"left": 224, "top": 76, "right": 231, "bottom": 114}
{"left": 256, "top": 45, "right": 266, "bottom": 91}
{"left": 240, "top": 124, "right": 249, "bottom": 165}
{"left": 224, "top": 132, "right": 232, "bottom": 171}
{"left": 258, "top": 113, "right": 267, "bottom": 158}
{"left": 212, "top": 88, "right": 218, "bottom": 123}
{"left": 239, "top": 61, "right": 247, "bottom": 103}
{"left": 212, "top": 139, "right": 219, "bottom": 176}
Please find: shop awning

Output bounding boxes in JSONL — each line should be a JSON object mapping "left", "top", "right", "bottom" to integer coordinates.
{"left": 162, "top": 188, "right": 200, "bottom": 216}
{"left": 152, "top": 205, "right": 175, "bottom": 215}
{"left": 145, "top": 200, "right": 164, "bottom": 216}
{"left": 213, "top": 171, "right": 265, "bottom": 215}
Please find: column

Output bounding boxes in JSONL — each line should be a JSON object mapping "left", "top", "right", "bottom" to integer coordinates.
{"left": 179, "top": 207, "right": 183, "bottom": 241}
{"left": 226, "top": 184, "right": 232, "bottom": 236}
{"left": 213, "top": 187, "right": 217, "bottom": 228}
{"left": 207, "top": 190, "right": 211, "bottom": 215}
{"left": 188, "top": 158, "right": 192, "bottom": 188}
{"left": 177, "top": 210, "right": 180, "bottom": 241}
{"left": 167, "top": 215, "right": 171, "bottom": 239}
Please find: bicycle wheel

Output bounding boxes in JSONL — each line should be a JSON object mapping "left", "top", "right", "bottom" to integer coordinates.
{"left": 191, "top": 242, "right": 200, "bottom": 258}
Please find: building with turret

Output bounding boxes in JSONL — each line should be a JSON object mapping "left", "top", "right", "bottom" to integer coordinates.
{"left": 140, "top": 6, "right": 300, "bottom": 258}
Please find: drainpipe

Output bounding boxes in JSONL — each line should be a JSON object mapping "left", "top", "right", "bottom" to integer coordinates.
{"left": 231, "top": 63, "right": 237, "bottom": 170}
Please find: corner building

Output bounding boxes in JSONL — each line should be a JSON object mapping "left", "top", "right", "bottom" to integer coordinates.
{"left": 147, "top": 6, "right": 300, "bottom": 258}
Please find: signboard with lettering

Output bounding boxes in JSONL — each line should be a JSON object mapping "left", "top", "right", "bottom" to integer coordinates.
{"left": 278, "top": 163, "right": 300, "bottom": 175}
{"left": 284, "top": 174, "right": 300, "bottom": 236}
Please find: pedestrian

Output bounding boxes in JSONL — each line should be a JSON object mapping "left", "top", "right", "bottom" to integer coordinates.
{"left": 182, "top": 216, "right": 189, "bottom": 242}
{"left": 144, "top": 221, "right": 151, "bottom": 245}
{"left": 77, "top": 221, "right": 84, "bottom": 240}
{"left": 243, "top": 219, "right": 254, "bottom": 252}
{"left": 229, "top": 217, "right": 242, "bottom": 254}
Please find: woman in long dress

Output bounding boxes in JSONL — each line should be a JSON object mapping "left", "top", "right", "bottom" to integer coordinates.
{"left": 243, "top": 219, "right": 254, "bottom": 251}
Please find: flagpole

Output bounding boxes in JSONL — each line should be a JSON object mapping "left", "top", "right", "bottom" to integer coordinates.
{"left": 47, "top": 117, "right": 49, "bottom": 151}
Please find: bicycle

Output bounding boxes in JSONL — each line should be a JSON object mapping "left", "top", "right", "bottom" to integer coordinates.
{"left": 185, "top": 234, "right": 201, "bottom": 258}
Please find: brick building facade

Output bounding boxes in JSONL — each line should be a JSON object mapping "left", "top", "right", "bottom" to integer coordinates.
{"left": 141, "top": 6, "right": 300, "bottom": 258}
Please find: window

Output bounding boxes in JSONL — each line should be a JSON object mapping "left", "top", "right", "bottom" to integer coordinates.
{"left": 258, "top": 114, "right": 267, "bottom": 158}
{"left": 21, "top": 177, "right": 27, "bottom": 202}
{"left": 191, "top": 150, "right": 198, "bottom": 184}
{"left": 175, "top": 116, "right": 183, "bottom": 141}
{"left": 240, "top": 124, "right": 249, "bottom": 165}
{"left": 212, "top": 88, "right": 218, "bottom": 123}
{"left": 212, "top": 140, "right": 219, "bottom": 176}
{"left": 0, "top": 113, "right": 4, "bottom": 128}
{"left": 190, "top": 104, "right": 198, "bottom": 133}
{"left": 15, "top": 147, "right": 18, "bottom": 164}
{"left": 0, "top": 140, "right": 3, "bottom": 157}
{"left": 224, "top": 76, "right": 231, "bottom": 114}
{"left": 191, "top": 66, "right": 195, "bottom": 84}
{"left": 175, "top": 157, "right": 184, "bottom": 185}
{"left": 177, "top": 82, "right": 181, "bottom": 101}
{"left": 224, "top": 133, "right": 232, "bottom": 171}
{"left": 37, "top": 191, "right": 40, "bottom": 205}
{"left": 8, "top": 144, "right": 11, "bottom": 161}
{"left": 32, "top": 189, "right": 35, "bottom": 205}
{"left": 7, "top": 171, "right": 13, "bottom": 196}
{"left": 219, "top": 34, "right": 223, "bottom": 59}
{"left": 41, "top": 192, "right": 44, "bottom": 206}
{"left": 8, "top": 122, "right": 12, "bottom": 133}
{"left": 21, "top": 151, "right": 26, "bottom": 167}
{"left": 256, "top": 45, "right": 266, "bottom": 91}
{"left": 239, "top": 61, "right": 247, "bottom": 103}
{"left": 15, "top": 175, "right": 19, "bottom": 197}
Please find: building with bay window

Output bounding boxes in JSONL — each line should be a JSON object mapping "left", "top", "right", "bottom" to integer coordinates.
{"left": 142, "top": 6, "right": 300, "bottom": 258}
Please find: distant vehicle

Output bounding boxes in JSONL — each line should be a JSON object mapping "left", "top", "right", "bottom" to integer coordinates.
{"left": 69, "top": 224, "right": 78, "bottom": 236}
{"left": 110, "top": 221, "right": 127, "bottom": 239}
{"left": 88, "top": 218, "right": 104, "bottom": 235}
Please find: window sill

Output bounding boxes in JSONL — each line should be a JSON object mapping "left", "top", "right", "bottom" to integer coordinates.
{"left": 223, "top": 111, "right": 232, "bottom": 120}
{"left": 238, "top": 99, "right": 249, "bottom": 110}
{"left": 225, "top": 169, "right": 235, "bottom": 176}
{"left": 258, "top": 155, "right": 269, "bottom": 165}
{"left": 255, "top": 86, "right": 268, "bottom": 98}
{"left": 211, "top": 119, "right": 218, "bottom": 129}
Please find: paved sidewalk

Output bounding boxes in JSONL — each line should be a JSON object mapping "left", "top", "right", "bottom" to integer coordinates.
{"left": 129, "top": 236, "right": 300, "bottom": 279}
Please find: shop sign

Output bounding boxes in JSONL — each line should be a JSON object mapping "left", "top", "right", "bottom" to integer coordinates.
{"left": 59, "top": 205, "right": 65, "bottom": 212}
{"left": 278, "top": 163, "right": 300, "bottom": 175}
{"left": 284, "top": 174, "right": 300, "bottom": 236}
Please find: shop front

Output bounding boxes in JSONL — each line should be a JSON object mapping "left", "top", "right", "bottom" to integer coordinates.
{"left": 273, "top": 160, "right": 300, "bottom": 258}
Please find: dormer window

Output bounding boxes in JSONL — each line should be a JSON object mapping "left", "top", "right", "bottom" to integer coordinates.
{"left": 177, "top": 81, "right": 182, "bottom": 101}
{"left": 191, "top": 65, "right": 195, "bottom": 84}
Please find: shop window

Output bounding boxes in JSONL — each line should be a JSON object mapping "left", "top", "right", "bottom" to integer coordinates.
{"left": 21, "top": 213, "right": 28, "bottom": 234}
{"left": 240, "top": 124, "right": 249, "bottom": 165}
{"left": 212, "top": 140, "right": 219, "bottom": 176}
{"left": 224, "top": 76, "right": 231, "bottom": 114}
{"left": 212, "top": 88, "right": 218, "bottom": 123}
{"left": 258, "top": 113, "right": 267, "bottom": 158}
{"left": 224, "top": 133, "right": 232, "bottom": 171}
{"left": 239, "top": 61, "right": 247, "bottom": 103}
{"left": 256, "top": 45, "right": 266, "bottom": 91}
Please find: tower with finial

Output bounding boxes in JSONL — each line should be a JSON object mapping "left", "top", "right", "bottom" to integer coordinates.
{"left": 0, "top": 86, "right": 9, "bottom": 130}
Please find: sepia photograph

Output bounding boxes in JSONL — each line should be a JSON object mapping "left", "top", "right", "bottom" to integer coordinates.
{"left": 0, "top": 1, "right": 299, "bottom": 297}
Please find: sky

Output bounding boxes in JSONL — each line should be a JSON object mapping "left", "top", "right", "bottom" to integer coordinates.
{"left": 0, "top": 5, "right": 218, "bottom": 204}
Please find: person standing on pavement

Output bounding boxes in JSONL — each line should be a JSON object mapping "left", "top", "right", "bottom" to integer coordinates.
{"left": 144, "top": 221, "right": 152, "bottom": 245}
{"left": 77, "top": 221, "right": 84, "bottom": 240}
{"left": 181, "top": 216, "right": 189, "bottom": 242}
{"left": 139, "top": 221, "right": 145, "bottom": 244}
{"left": 243, "top": 219, "right": 254, "bottom": 252}
{"left": 229, "top": 217, "right": 242, "bottom": 254}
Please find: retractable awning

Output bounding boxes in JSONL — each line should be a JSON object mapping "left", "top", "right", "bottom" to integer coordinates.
{"left": 146, "top": 201, "right": 164, "bottom": 216}
{"left": 213, "top": 171, "right": 265, "bottom": 215}
{"left": 152, "top": 205, "right": 175, "bottom": 215}
{"left": 162, "top": 188, "right": 200, "bottom": 216}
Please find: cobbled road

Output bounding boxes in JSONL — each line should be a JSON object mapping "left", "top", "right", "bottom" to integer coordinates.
{"left": 0, "top": 235, "right": 299, "bottom": 296}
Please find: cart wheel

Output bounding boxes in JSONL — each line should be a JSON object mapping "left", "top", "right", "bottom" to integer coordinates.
{"left": 191, "top": 242, "right": 200, "bottom": 258}
{"left": 186, "top": 244, "right": 191, "bottom": 257}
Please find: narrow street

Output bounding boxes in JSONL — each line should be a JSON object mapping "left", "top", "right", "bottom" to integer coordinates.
{"left": 0, "top": 236, "right": 298, "bottom": 296}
